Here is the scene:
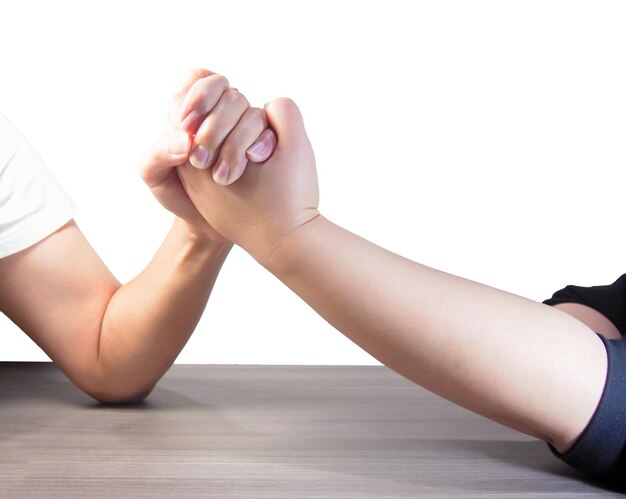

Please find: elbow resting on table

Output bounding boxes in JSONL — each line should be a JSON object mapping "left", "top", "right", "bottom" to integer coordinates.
{"left": 78, "top": 372, "right": 157, "bottom": 405}
{"left": 87, "top": 383, "right": 156, "bottom": 405}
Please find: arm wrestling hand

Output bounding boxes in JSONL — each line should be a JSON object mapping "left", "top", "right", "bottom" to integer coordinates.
{"left": 177, "top": 97, "right": 319, "bottom": 265}
{"left": 139, "top": 68, "right": 277, "bottom": 242}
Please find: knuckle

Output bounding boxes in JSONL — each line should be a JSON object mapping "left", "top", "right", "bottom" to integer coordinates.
{"left": 184, "top": 68, "right": 210, "bottom": 89}
{"left": 224, "top": 87, "right": 246, "bottom": 105}
{"left": 247, "top": 107, "right": 266, "bottom": 125}
{"left": 239, "top": 93, "right": 250, "bottom": 108}
{"left": 224, "top": 88, "right": 239, "bottom": 101}
{"left": 190, "top": 67, "right": 210, "bottom": 78}
{"left": 210, "top": 74, "right": 229, "bottom": 90}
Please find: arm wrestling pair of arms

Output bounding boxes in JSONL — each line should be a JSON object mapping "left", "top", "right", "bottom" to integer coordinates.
{"left": 0, "top": 68, "right": 612, "bottom": 455}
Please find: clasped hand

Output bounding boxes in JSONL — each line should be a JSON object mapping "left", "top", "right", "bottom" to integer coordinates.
{"left": 140, "top": 68, "right": 320, "bottom": 262}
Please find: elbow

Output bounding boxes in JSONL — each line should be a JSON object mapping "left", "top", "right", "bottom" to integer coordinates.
{"left": 96, "top": 389, "right": 153, "bottom": 405}
{"left": 84, "top": 380, "right": 156, "bottom": 405}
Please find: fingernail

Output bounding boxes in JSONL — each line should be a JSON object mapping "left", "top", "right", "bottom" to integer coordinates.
{"left": 190, "top": 145, "right": 209, "bottom": 169}
{"left": 246, "top": 138, "right": 269, "bottom": 161}
{"left": 170, "top": 131, "right": 190, "bottom": 157}
{"left": 212, "top": 159, "right": 230, "bottom": 185}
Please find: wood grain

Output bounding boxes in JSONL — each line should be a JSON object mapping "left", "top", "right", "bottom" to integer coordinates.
{"left": 0, "top": 363, "right": 619, "bottom": 497}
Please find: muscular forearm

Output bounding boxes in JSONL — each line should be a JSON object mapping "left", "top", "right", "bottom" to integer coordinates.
{"left": 252, "top": 215, "right": 606, "bottom": 445}
{"left": 94, "top": 218, "right": 231, "bottom": 402}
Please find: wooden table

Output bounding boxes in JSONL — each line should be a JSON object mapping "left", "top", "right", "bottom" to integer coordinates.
{"left": 0, "top": 363, "right": 620, "bottom": 497}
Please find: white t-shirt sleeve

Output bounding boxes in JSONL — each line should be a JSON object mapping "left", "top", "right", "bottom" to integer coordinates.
{"left": 0, "top": 113, "right": 76, "bottom": 259}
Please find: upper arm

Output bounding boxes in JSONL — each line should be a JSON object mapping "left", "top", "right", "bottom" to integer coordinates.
{"left": 0, "top": 219, "right": 120, "bottom": 392}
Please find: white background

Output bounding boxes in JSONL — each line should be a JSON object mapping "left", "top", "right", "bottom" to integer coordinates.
{"left": 0, "top": 1, "right": 624, "bottom": 364}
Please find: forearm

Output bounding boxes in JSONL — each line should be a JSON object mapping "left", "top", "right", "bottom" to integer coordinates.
{"left": 253, "top": 216, "right": 607, "bottom": 447}
{"left": 95, "top": 218, "right": 231, "bottom": 401}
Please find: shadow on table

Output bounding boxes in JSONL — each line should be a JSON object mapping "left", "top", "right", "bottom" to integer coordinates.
{"left": 313, "top": 438, "right": 621, "bottom": 494}
{"left": 457, "top": 439, "right": 616, "bottom": 492}
{"left": 457, "top": 439, "right": 616, "bottom": 493}
{"left": 0, "top": 362, "right": 210, "bottom": 410}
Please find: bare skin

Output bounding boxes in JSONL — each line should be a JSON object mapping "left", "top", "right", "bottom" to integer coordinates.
{"left": 0, "top": 69, "right": 277, "bottom": 403}
{"left": 552, "top": 303, "right": 621, "bottom": 340}
{"left": 0, "top": 218, "right": 229, "bottom": 402}
{"left": 178, "top": 96, "right": 608, "bottom": 454}
{"left": 261, "top": 218, "right": 608, "bottom": 454}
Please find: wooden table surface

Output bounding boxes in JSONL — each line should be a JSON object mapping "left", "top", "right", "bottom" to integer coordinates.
{"left": 0, "top": 362, "right": 620, "bottom": 498}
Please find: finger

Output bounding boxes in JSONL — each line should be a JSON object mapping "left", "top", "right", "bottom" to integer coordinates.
{"left": 172, "top": 68, "right": 214, "bottom": 99}
{"left": 213, "top": 107, "right": 277, "bottom": 185}
{"left": 167, "top": 68, "right": 214, "bottom": 130}
{"left": 179, "top": 74, "right": 230, "bottom": 134}
{"left": 189, "top": 88, "right": 250, "bottom": 170}
{"left": 139, "top": 130, "right": 191, "bottom": 188}
{"left": 246, "top": 128, "right": 278, "bottom": 163}
{"left": 213, "top": 108, "right": 274, "bottom": 185}
{"left": 263, "top": 97, "right": 308, "bottom": 148}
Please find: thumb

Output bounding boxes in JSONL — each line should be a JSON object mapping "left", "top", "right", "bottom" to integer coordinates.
{"left": 139, "top": 130, "right": 191, "bottom": 188}
{"left": 263, "top": 97, "right": 309, "bottom": 148}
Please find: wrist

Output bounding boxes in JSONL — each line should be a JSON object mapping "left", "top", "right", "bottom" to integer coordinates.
{"left": 171, "top": 217, "right": 233, "bottom": 264}
{"left": 247, "top": 212, "right": 329, "bottom": 277}
{"left": 173, "top": 217, "right": 226, "bottom": 247}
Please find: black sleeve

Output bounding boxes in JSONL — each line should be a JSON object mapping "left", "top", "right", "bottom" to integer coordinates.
{"left": 543, "top": 273, "right": 626, "bottom": 335}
